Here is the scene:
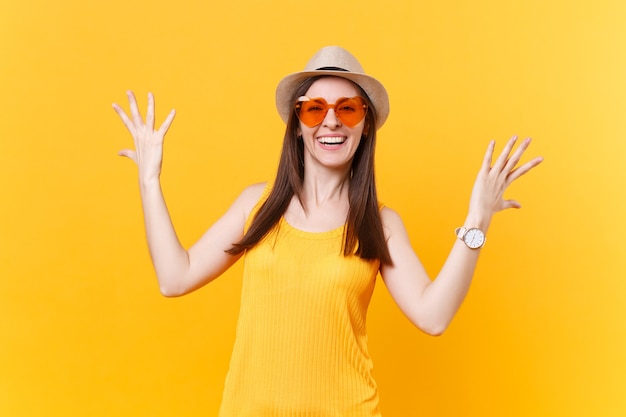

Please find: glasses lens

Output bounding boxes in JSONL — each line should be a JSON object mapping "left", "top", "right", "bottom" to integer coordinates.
{"left": 295, "top": 97, "right": 367, "bottom": 127}
{"left": 334, "top": 97, "right": 367, "bottom": 127}
{"left": 297, "top": 98, "right": 329, "bottom": 127}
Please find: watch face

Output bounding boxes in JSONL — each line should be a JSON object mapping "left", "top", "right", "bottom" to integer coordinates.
{"left": 463, "top": 228, "right": 485, "bottom": 249}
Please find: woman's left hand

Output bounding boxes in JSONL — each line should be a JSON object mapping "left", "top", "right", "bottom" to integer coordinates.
{"left": 468, "top": 136, "right": 544, "bottom": 229}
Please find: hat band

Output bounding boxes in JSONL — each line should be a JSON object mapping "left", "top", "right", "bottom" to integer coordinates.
{"left": 316, "top": 66, "right": 348, "bottom": 72}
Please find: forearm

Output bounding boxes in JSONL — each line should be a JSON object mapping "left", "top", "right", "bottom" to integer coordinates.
{"left": 420, "top": 244, "right": 480, "bottom": 334}
{"left": 139, "top": 178, "right": 190, "bottom": 295}
{"left": 418, "top": 213, "right": 490, "bottom": 334}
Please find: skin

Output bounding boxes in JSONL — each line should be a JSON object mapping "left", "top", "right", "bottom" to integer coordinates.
{"left": 285, "top": 77, "right": 366, "bottom": 232}
{"left": 113, "top": 77, "right": 543, "bottom": 335}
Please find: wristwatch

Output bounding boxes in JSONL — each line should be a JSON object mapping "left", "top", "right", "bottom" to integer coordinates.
{"left": 455, "top": 227, "right": 486, "bottom": 249}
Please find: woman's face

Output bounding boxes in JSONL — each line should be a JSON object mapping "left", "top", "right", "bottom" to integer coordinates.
{"left": 297, "top": 77, "right": 367, "bottom": 173}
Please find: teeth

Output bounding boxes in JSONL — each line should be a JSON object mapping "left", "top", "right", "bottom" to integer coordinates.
{"left": 319, "top": 136, "right": 346, "bottom": 145}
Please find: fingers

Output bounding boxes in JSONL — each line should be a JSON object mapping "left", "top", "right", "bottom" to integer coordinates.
{"left": 491, "top": 135, "right": 518, "bottom": 173}
{"left": 127, "top": 90, "right": 143, "bottom": 125}
{"left": 113, "top": 92, "right": 175, "bottom": 173}
{"left": 506, "top": 156, "right": 544, "bottom": 184}
{"left": 476, "top": 135, "right": 543, "bottom": 214}
{"left": 498, "top": 136, "right": 543, "bottom": 184}
{"left": 158, "top": 109, "right": 176, "bottom": 136}
{"left": 112, "top": 102, "right": 136, "bottom": 136}
{"left": 113, "top": 91, "right": 175, "bottom": 137}
{"left": 480, "top": 140, "right": 496, "bottom": 173}
{"left": 112, "top": 90, "right": 144, "bottom": 135}
{"left": 146, "top": 92, "right": 155, "bottom": 130}
{"left": 490, "top": 136, "right": 542, "bottom": 177}
{"left": 502, "top": 137, "right": 532, "bottom": 174}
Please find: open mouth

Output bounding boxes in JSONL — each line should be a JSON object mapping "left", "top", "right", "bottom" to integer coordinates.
{"left": 318, "top": 136, "right": 347, "bottom": 145}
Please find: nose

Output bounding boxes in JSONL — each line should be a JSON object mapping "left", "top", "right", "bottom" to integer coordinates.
{"left": 322, "top": 108, "right": 342, "bottom": 128}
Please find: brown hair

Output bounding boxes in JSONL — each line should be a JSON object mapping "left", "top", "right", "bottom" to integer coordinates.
{"left": 227, "top": 76, "right": 392, "bottom": 265}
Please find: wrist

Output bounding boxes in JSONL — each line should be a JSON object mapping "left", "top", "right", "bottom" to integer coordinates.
{"left": 463, "top": 212, "right": 491, "bottom": 234}
{"left": 455, "top": 225, "right": 487, "bottom": 249}
{"left": 139, "top": 175, "right": 161, "bottom": 191}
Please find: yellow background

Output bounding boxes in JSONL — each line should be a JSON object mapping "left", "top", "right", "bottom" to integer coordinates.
{"left": 1, "top": 0, "right": 625, "bottom": 416}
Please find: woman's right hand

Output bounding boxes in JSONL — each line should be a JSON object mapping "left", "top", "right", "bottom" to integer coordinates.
{"left": 112, "top": 91, "right": 176, "bottom": 183}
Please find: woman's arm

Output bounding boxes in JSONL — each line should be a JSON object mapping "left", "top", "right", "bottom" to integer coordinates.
{"left": 113, "top": 91, "right": 263, "bottom": 297}
{"left": 380, "top": 136, "right": 543, "bottom": 335}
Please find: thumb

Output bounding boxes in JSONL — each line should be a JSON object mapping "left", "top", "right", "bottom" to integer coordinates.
{"left": 501, "top": 199, "right": 522, "bottom": 211}
{"left": 118, "top": 149, "right": 138, "bottom": 165}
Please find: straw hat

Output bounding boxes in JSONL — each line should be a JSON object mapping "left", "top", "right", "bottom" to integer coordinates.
{"left": 275, "top": 46, "right": 389, "bottom": 129}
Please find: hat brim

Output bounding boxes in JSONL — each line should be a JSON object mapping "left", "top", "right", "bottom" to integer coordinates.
{"left": 275, "top": 70, "right": 389, "bottom": 130}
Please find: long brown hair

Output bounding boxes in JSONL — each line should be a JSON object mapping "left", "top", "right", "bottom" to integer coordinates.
{"left": 227, "top": 76, "right": 392, "bottom": 265}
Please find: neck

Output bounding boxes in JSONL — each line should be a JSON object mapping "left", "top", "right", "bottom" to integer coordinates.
{"left": 300, "top": 168, "right": 351, "bottom": 209}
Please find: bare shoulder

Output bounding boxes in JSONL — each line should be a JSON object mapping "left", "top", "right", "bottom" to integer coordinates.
{"left": 238, "top": 182, "right": 267, "bottom": 201}
{"left": 380, "top": 206, "right": 406, "bottom": 236}
{"left": 235, "top": 182, "right": 269, "bottom": 217}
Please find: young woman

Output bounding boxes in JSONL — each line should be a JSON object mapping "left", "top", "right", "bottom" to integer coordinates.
{"left": 113, "top": 46, "right": 543, "bottom": 416}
